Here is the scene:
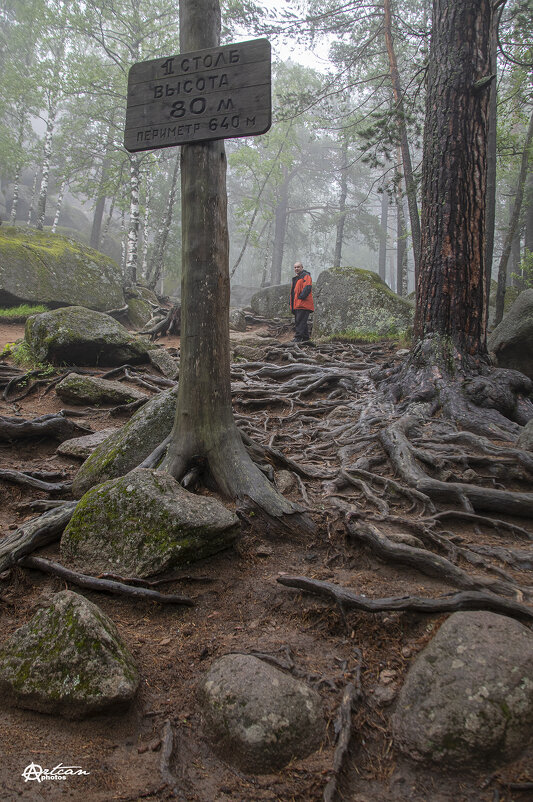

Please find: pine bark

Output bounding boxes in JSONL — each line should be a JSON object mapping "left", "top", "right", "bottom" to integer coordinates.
{"left": 414, "top": 0, "right": 492, "bottom": 359}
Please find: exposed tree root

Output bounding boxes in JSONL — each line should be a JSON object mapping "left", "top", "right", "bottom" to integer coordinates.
{"left": 0, "top": 412, "right": 92, "bottom": 442}
{"left": 0, "top": 468, "right": 72, "bottom": 494}
{"left": 276, "top": 575, "right": 533, "bottom": 621}
{"left": 0, "top": 502, "right": 77, "bottom": 573}
{"left": 19, "top": 556, "right": 195, "bottom": 605}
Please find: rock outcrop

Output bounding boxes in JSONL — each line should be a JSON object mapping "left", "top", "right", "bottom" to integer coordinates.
{"left": 62, "top": 468, "right": 240, "bottom": 578}
{"left": 25, "top": 306, "right": 154, "bottom": 366}
{"left": 488, "top": 289, "right": 533, "bottom": 379}
{"left": 0, "top": 226, "right": 123, "bottom": 311}
{"left": 312, "top": 267, "right": 414, "bottom": 337}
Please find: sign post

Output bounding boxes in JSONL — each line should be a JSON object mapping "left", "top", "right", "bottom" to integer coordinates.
{"left": 124, "top": 38, "right": 271, "bottom": 152}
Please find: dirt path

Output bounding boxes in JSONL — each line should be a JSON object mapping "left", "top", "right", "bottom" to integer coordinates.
{"left": 0, "top": 320, "right": 532, "bottom": 802}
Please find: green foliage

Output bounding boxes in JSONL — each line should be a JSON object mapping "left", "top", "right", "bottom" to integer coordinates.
{"left": 0, "top": 304, "right": 47, "bottom": 321}
{"left": 321, "top": 328, "right": 412, "bottom": 346}
{"left": 2, "top": 338, "right": 55, "bottom": 373}
{"left": 511, "top": 249, "right": 533, "bottom": 289}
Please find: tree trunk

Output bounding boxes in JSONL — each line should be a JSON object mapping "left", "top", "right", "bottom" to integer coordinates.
{"left": 383, "top": 0, "right": 421, "bottom": 284}
{"left": 125, "top": 153, "right": 141, "bottom": 287}
{"left": 162, "top": 0, "right": 298, "bottom": 524}
{"left": 90, "top": 120, "right": 115, "bottom": 249}
{"left": 334, "top": 139, "right": 349, "bottom": 267}
{"left": 525, "top": 170, "right": 533, "bottom": 257}
{"left": 270, "top": 167, "right": 290, "bottom": 285}
{"left": 414, "top": 0, "right": 492, "bottom": 360}
{"left": 484, "top": 7, "right": 498, "bottom": 307}
{"left": 147, "top": 155, "right": 180, "bottom": 291}
{"left": 494, "top": 109, "right": 533, "bottom": 325}
{"left": 36, "top": 94, "right": 58, "bottom": 231}
{"left": 378, "top": 182, "right": 389, "bottom": 283}
{"left": 51, "top": 179, "right": 66, "bottom": 232}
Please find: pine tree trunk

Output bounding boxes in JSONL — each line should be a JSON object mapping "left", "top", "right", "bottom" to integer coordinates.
{"left": 162, "top": 0, "right": 298, "bottom": 524}
{"left": 414, "top": 0, "right": 492, "bottom": 360}
{"left": 395, "top": 180, "right": 407, "bottom": 296}
{"left": 484, "top": 8, "right": 498, "bottom": 307}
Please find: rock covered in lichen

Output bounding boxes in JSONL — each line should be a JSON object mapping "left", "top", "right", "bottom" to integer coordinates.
{"left": 25, "top": 306, "right": 155, "bottom": 366}
{"left": 62, "top": 468, "right": 240, "bottom": 578}
{"left": 199, "top": 653, "right": 324, "bottom": 773}
{"left": 0, "top": 590, "right": 139, "bottom": 719}
{"left": 392, "top": 611, "right": 533, "bottom": 766}
{"left": 0, "top": 226, "right": 124, "bottom": 311}
{"left": 72, "top": 385, "right": 178, "bottom": 497}
{"left": 250, "top": 283, "right": 292, "bottom": 319}
{"left": 56, "top": 372, "right": 148, "bottom": 405}
{"left": 312, "top": 266, "right": 414, "bottom": 337}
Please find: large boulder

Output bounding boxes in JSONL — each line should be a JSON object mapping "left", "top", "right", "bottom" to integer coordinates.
{"left": 199, "top": 653, "right": 324, "bottom": 773}
{"left": 56, "top": 373, "right": 148, "bottom": 406}
{"left": 62, "top": 468, "right": 240, "bottom": 578}
{"left": 392, "top": 611, "right": 533, "bottom": 766}
{"left": 250, "top": 284, "right": 292, "bottom": 319}
{"left": 72, "top": 385, "right": 178, "bottom": 497}
{"left": 125, "top": 286, "right": 159, "bottom": 329}
{"left": 488, "top": 289, "right": 533, "bottom": 379}
{"left": 313, "top": 267, "right": 414, "bottom": 337}
{"left": 0, "top": 590, "right": 139, "bottom": 719}
{"left": 230, "top": 284, "right": 258, "bottom": 308}
{"left": 0, "top": 226, "right": 124, "bottom": 311}
{"left": 25, "top": 306, "right": 154, "bottom": 366}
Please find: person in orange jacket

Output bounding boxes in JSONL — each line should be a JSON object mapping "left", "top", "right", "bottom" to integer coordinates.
{"left": 289, "top": 261, "right": 314, "bottom": 343}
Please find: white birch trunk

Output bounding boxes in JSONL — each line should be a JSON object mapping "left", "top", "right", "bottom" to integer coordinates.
{"left": 125, "top": 154, "right": 140, "bottom": 286}
{"left": 10, "top": 166, "right": 21, "bottom": 224}
{"left": 27, "top": 172, "right": 38, "bottom": 225}
{"left": 120, "top": 208, "right": 127, "bottom": 279}
{"left": 36, "top": 97, "right": 58, "bottom": 231}
{"left": 51, "top": 179, "right": 67, "bottom": 232}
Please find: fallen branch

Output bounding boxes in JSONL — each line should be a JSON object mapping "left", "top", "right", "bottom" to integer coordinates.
{"left": 0, "top": 412, "right": 92, "bottom": 442}
{"left": 276, "top": 575, "right": 533, "bottom": 621}
{"left": 19, "top": 555, "right": 195, "bottom": 606}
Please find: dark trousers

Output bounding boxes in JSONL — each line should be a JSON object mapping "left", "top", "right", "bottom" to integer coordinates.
{"left": 294, "top": 308, "right": 311, "bottom": 341}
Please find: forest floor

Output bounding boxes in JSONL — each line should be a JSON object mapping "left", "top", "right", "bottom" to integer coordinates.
{"left": 0, "top": 320, "right": 532, "bottom": 802}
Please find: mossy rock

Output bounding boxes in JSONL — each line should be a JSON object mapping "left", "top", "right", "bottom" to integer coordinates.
{"left": 72, "top": 384, "right": 178, "bottom": 497}
{"left": 0, "top": 226, "right": 124, "bottom": 311}
{"left": 488, "top": 289, "right": 533, "bottom": 379}
{"left": 312, "top": 267, "right": 414, "bottom": 337}
{"left": 62, "top": 468, "right": 240, "bottom": 578}
{"left": 24, "top": 306, "right": 155, "bottom": 366}
{"left": 56, "top": 373, "right": 148, "bottom": 406}
{"left": 0, "top": 590, "right": 139, "bottom": 719}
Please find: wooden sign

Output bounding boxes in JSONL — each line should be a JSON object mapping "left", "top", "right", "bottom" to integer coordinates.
{"left": 124, "top": 39, "right": 271, "bottom": 152}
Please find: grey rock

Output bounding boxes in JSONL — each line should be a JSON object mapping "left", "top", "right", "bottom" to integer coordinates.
{"left": 517, "top": 419, "right": 533, "bottom": 451}
{"left": 72, "top": 385, "right": 178, "bottom": 497}
{"left": 56, "top": 428, "right": 119, "bottom": 460}
{"left": 230, "top": 284, "right": 257, "bottom": 307}
{"left": 0, "top": 226, "right": 124, "bottom": 311}
{"left": 62, "top": 468, "right": 240, "bottom": 578}
{"left": 313, "top": 267, "right": 414, "bottom": 337}
{"left": 392, "top": 611, "right": 533, "bottom": 766}
{"left": 199, "top": 653, "right": 324, "bottom": 772}
{"left": 56, "top": 373, "right": 148, "bottom": 405}
{"left": 125, "top": 286, "right": 159, "bottom": 329}
{"left": 250, "top": 284, "right": 292, "bottom": 319}
{"left": 488, "top": 289, "right": 533, "bottom": 379}
{"left": 229, "top": 308, "right": 247, "bottom": 332}
{"left": 148, "top": 348, "right": 179, "bottom": 379}
{"left": 25, "top": 306, "right": 155, "bottom": 366}
{"left": 0, "top": 590, "right": 139, "bottom": 719}
{"left": 275, "top": 469, "right": 297, "bottom": 494}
